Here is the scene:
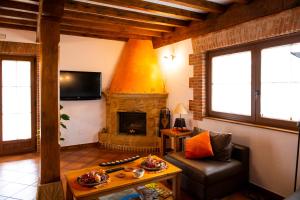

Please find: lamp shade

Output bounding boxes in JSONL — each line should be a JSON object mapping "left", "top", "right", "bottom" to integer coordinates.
{"left": 173, "top": 103, "right": 188, "bottom": 115}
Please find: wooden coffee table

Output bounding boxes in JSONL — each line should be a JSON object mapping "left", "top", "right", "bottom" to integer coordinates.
{"left": 65, "top": 156, "right": 182, "bottom": 200}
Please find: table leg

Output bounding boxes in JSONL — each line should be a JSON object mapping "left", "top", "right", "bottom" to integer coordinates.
{"left": 174, "top": 137, "right": 180, "bottom": 152}
{"left": 161, "top": 134, "right": 166, "bottom": 157}
{"left": 172, "top": 174, "right": 181, "bottom": 200}
{"left": 66, "top": 183, "right": 74, "bottom": 200}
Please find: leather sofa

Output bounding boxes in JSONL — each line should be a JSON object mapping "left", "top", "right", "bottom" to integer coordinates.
{"left": 164, "top": 144, "right": 249, "bottom": 200}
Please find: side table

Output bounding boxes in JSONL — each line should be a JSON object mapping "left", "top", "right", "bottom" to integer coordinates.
{"left": 160, "top": 129, "right": 192, "bottom": 157}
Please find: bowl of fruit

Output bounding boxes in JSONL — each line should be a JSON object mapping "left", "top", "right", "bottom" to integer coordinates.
{"left": 77, "top": 170, "right": 109, "bottom": 187}
{"left": 141, "top": 155, "right": 167, "bottom": 171}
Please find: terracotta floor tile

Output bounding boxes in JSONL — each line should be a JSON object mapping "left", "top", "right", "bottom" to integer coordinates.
{"left": 6, "top": 198, "right": 23, "bottom": 200}
{"left": 0, "top": 170, "right": 24, "bottom": 182}
{"left": 11, "top": 186, "right": 37, "bottom": 200}
{"left": 0, "top": 182, "right": 28, "bottom": 197}
{"left": 13, "top": 174, "right": 38, "bottom": 185}
{"left": 0, "top": 180, "right": 9, "bottom": 188}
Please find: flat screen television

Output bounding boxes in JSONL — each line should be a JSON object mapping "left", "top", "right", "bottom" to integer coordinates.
{"left": 60, "top": 71, "right": 101, "bottom": 100}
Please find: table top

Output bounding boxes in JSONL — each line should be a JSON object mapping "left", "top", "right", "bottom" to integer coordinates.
{"left": 65, "top": 155, "right": 182, "bottom": 199}
{"left": 160, "top": 129, "right": 192, "bottom": 137}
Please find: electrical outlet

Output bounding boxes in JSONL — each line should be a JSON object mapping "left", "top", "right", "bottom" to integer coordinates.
{"left": 0, "top": 33, "right": 6, "bottom": 40}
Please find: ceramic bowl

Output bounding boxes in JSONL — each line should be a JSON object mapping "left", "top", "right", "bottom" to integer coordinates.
{"left": 132, "top": 168, "right": 145, "bottom": 178}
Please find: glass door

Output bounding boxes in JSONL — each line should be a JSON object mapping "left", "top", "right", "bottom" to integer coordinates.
{"left": 0, "top": 56, "right": 36, "bottom": 155}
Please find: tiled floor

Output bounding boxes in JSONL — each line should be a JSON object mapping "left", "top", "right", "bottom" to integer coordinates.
{"left": 0, "top": 147, "right": 148, "bottom": 200}
{"left": 0, "top": 153, "right": 38, "bottom": 200}
{"left": 0, "top": 147, "right": 254, "bottom": 200}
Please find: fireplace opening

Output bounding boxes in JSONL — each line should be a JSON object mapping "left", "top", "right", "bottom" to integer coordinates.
{"left": 118, "top": 112, "right": 146, "bottom": 136}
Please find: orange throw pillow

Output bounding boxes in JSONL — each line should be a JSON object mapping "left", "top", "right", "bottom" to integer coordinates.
{"left": 185, "top": 131, "right": 214, "bottom": 159}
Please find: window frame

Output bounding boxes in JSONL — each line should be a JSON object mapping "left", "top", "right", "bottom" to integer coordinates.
{"left": 207, "top": 33, "right": 300, "bottom": 131}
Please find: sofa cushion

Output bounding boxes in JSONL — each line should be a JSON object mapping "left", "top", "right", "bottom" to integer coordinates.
{"left": 165, "top": 152, "right": 244, "bottom": 185}
{"left": 210, "top": 133, "right": 233, "bottom": 162}
{"left": 185, "top": 131, "right": 214, "bottom": 159}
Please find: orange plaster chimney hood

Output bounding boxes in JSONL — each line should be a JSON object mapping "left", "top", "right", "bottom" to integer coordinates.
{"left": 109, "top": 39, "right": 165, "bottom": 94}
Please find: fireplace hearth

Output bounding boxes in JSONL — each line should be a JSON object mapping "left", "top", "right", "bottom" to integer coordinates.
{"left": 99, "top": 93, "right": 167, "bottom": 153}
{"left": 118, "top": 112, "right": 146, "bottom": 136}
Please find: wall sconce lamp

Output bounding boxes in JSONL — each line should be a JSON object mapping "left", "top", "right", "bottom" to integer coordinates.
{"left": 163, "top": 54, "right": 175, "bottom": 61}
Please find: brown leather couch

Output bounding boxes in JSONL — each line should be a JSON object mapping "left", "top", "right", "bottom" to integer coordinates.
{"left": 164, "top": 144, "right": 249, "bottom": 200}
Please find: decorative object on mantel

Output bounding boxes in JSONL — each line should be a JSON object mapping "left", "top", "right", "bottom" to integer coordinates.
{"left": 173, "top": 103, "right": 188, "bottom": 131}
{"left": 59, "top": 105, "right": 70, "bottom": 141}
{"left": 291, "top": 51, "right": 300, "bottom": 192}
{"left": 159, "top": 108, "right": 171, "bottom": 136}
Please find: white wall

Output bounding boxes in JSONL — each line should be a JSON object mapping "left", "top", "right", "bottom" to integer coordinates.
{"left": 0, "top": 28, "right": 36, "bottom": 43}
{"left": 156, "top": 39, "right": 193, "bottom": 127}
{"left": 156, "top": 39, "right": 298, "bottom": 197}
{"left": 0, "top": 28, "right": 125, "bottom": 147}
{"left": 59, "top": 35, "right": 125, "bottom": 146}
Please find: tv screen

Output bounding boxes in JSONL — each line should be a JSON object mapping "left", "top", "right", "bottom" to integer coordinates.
{"left": 60, "top": 71, "right": 101, "bottom": 100}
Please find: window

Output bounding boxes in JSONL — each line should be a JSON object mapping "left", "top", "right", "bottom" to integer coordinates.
{"left": 211, "top": 51, "right": 252, "bottom": 116}
{"left": 207, "top": 34, "right": 300, "bottom": 130}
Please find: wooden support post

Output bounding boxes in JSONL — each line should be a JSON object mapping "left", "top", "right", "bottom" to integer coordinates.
{"left": 37, "top": 0, "right": 64, "bottom": 199}
{"left": 39, "top": 16, "right": 61, "bottom": 185}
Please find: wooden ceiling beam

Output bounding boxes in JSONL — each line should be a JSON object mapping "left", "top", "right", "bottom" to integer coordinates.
{"left": 63, "top": 10, "right": 173, "bottom": 32}
{"left": 153, "top": 0, "right": 300, "bottom": 48}
{"left": 65, "top": 1, "right": 189, "bottom": 27}
{"left": 0, "top": 17, "right": 36, "bottom": 27}
{"left": 0, "top": 8, "right": 37, "bottom": 20}
{"left": 0, "top": 22, "right": 36, "bottom": 31}
{"left": 87, "top": 0, "right": 204, "bottom": 20}
{"left": 0, "top": 0, "right": 38, "bottom": 13}
{"left": 61, "top": 30, "right": 129, "bottom": 41}
{"left": 60, "top": 24, "right": 153, "bottom": 40}
{"left": 160, "top": 0, "right": 225, "bottom": 13}
{"left": 62, "top": 18, "right": 161, "bottom": 37}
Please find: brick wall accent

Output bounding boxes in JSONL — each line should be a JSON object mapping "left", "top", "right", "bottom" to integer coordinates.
{"left": 189, "top": 6, "right": 300, "bottom": 120}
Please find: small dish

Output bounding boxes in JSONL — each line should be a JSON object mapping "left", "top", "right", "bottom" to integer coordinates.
{"left": 116, "top": 173, "right": 126, "bottom": 178}
{"left": 124, "top": 167, "right": 134, "bottom": 172}
{"left": 132, "top": 168, "right": 145, "bottom": 178}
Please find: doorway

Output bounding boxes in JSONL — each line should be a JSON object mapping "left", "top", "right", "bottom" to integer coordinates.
{"left": 0, "top": 56, "right": 37, "bottom": 155}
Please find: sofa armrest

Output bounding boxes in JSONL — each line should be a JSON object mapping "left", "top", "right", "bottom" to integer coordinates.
{"left": 232, "top": 144, "right": 249, "bottom": 171}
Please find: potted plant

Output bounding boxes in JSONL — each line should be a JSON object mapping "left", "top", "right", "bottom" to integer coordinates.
{"left": 60, "top": 105, "right": 70, "bottom": 141}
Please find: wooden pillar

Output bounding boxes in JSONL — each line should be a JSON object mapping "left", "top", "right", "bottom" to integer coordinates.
{"left": 39, "top": 16, "right": 61, "bottom": 185}
{"left": 37, "top": 0, "right": 64, "bottom": 199}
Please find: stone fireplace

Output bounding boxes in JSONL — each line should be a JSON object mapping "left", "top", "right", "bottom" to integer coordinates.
{"left": 118, "top": 112, "right": 146, "bottom": 136}
{"left": 98, "top": 39, "right": 167, "bottom": 152}
{"left": 99, "top": 93, "right": 167, "bottom": 152}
